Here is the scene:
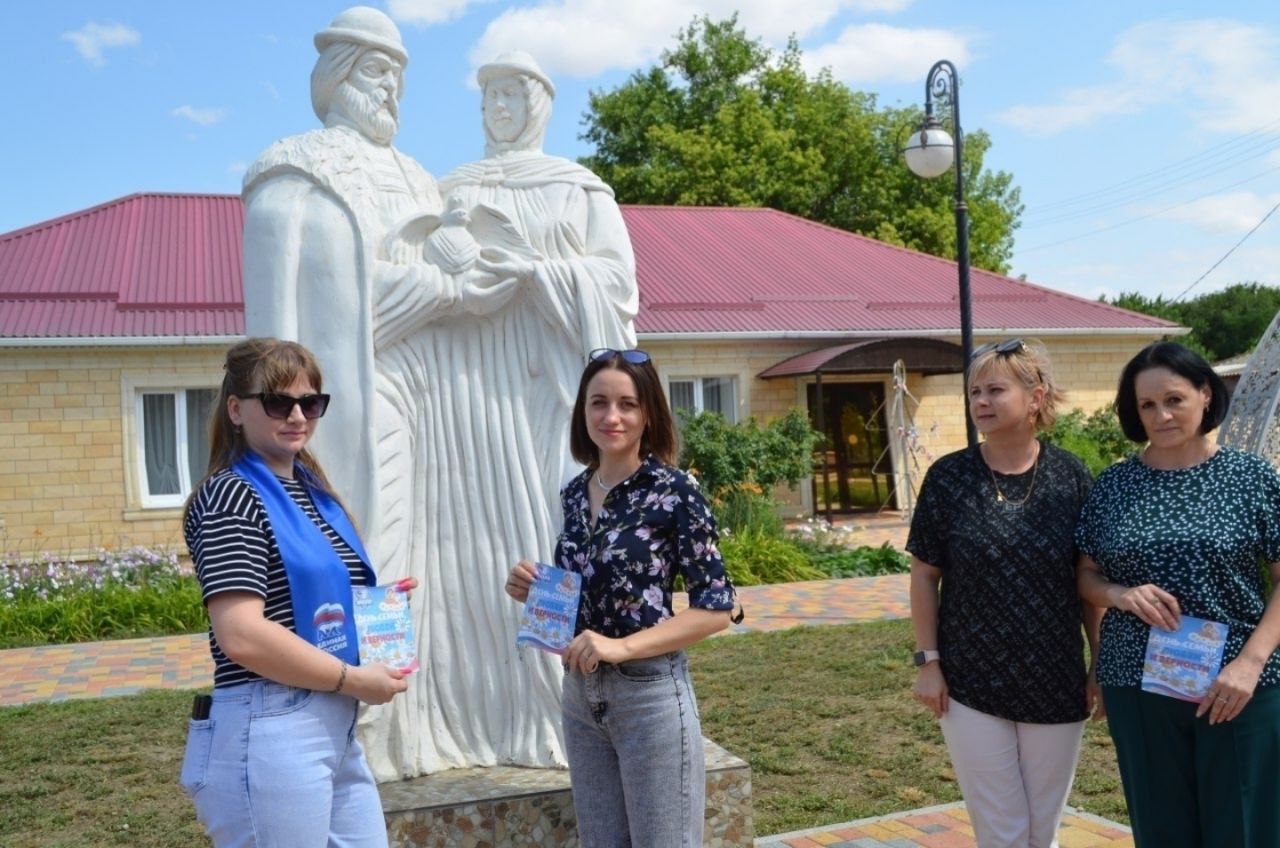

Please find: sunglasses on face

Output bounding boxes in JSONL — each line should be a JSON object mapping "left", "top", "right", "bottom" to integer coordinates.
{"left": 241, "top": 392, "right": 331, "bottom": 420}
{"left": 588, "top": 348, "right": 651, "bottom": 365}
{"left": 970, "top": 338, "right": 1026, "bottom": 361}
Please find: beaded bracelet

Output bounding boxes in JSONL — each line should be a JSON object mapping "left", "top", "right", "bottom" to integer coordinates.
{"left": 332, "top": 660, "right": 348, "bottom": 693}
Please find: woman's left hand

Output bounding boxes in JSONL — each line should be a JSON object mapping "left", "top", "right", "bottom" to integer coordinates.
{"left": 1198, "top": 654, "right": 1264, "bottom": 724}
{"left": 563, "top": 630, "right": 630, "bottom": 675}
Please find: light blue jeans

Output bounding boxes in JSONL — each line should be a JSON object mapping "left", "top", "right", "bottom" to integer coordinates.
{"left": 179, "top": 680, "right": 387, "bottom": 848}
{"left": 562, "top": 651, "right": 705, "bottom": 848}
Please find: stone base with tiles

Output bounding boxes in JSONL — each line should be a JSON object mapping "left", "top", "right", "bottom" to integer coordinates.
{"left": 380, "top": 737, "right": 752, "bottom": 847}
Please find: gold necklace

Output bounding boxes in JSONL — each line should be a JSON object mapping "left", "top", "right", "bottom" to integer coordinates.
{"left": 984, "top": 445, "right": 1039, "bottom": 507}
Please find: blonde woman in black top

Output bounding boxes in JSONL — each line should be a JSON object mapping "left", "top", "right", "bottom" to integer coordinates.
{"left": 908, "top": 339, "right": 1097, "bottom": 848}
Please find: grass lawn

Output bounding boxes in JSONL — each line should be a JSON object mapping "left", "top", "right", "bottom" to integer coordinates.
{"left": 0, "top": 620, "right": 1125, "bottom": 846}
{"left": 689, "top": 621, "right": 1126, "bottom": 835}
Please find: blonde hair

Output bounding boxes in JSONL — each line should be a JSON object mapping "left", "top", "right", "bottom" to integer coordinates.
{"left": 967, "top": 339, "right": 1065, "bottom": 430}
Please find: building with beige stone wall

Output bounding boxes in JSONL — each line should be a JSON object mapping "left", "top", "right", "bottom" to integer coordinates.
{"left": 0, "top": 194, "right": 1179, "bottom": 557}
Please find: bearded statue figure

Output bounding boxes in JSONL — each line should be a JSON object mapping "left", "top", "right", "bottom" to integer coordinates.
{"left": 241, "top": 6, "right": 466, "bottom": 779}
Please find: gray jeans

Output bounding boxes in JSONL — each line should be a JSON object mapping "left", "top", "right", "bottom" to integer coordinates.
{"left": 562, "top": 650, "right": 705, "bottom": 848}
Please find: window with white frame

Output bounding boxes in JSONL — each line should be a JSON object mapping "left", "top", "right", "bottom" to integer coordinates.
{"left": 668, "top": 376, "right": 738, "bottom": 423}
{"left": 137, "top": 388, "right": 217, "bottom": 506}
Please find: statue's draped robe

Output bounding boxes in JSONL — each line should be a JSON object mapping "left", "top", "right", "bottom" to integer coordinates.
{"left": 356, "top": 150, "right": 638, "bottom": 776}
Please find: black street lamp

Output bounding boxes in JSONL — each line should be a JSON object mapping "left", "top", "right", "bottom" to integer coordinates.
{"left": 903, "top": 59, "right": 977, "bottom": 447}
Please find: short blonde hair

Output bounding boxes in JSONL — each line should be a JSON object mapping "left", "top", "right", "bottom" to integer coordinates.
{"left": 967, "top": 339, "right": 1065, "bottom": 431}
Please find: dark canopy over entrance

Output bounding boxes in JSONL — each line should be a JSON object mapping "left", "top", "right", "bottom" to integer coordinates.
{"left": 759, "top": 338, "right": 963, "bottom": 518}
{"left": 758, "top": 338, "right": 964, "bottom": 380}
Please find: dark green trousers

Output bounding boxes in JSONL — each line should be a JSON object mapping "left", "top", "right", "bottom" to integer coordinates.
{"left": 1103, "top": 685, "right": 1280, "bottom": 847}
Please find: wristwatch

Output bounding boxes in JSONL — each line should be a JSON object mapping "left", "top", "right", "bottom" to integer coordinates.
{"left": 913, "top": 649, "right": 941, "bottom": 667}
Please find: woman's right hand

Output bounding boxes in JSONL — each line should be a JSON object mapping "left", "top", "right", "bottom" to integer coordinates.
{"left": 505, "top": 560, "right": 540, "bottom": 603}
{"left": 913, "top": 663, "right": 949, "bottom": 718}
{"left": 1115, "top": 583, "right": 1180, "bottom": 631}
{"left": 346, "top": 662, "right": 409, "bottom": 706}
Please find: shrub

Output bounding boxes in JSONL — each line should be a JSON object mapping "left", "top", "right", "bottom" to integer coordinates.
{"left": 788, "top": 518, "right": 909, "bottom": 577}
{"left": 793, "top": 539, "right": 910, "bottom": 578}
{"left": 679, "top": 408, "right": 821, "bottom": 501}
{"left": 1043, "top": 407, "right": 1133, "bottom": 476}
{"left": 0, "top": 547, "right": 205, "bottom": 648}
{"left": 718, "top": 528, "right": 826, "bottom": 587}
{"left": 715, "top": 490, "right": 785, "bottom": 536}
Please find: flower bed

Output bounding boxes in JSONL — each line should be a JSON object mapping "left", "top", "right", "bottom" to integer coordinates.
{"left": 0, "top": 547, "right": 205, "bottom": 648}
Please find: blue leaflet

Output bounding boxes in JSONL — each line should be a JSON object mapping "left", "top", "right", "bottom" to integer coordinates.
{"left": 517, "top": 564, "right": 582, "bottom": 654}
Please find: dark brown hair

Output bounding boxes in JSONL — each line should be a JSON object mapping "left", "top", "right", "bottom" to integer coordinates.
{"left": 1114, "top": 341, "right": 1229, "bottom": 442}
{"left": 569, "top": 353, "right": 677, "bottom": 467}
{"left": 183, "top": 338, "right": 346, "bottom": 523}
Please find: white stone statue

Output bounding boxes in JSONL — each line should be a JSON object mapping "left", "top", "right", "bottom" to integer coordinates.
{"left": 243, "top": 12, "right": 638, "bottom": 779}
{"left": 366, "top": 50, "right": 638, "bottom": 777}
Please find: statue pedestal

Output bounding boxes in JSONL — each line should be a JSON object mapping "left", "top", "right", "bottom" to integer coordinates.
{"left": 381, "top": 738, "right": 753, "bottom": 846}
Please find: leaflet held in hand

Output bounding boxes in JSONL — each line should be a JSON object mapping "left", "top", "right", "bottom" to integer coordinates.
{"left": 517, "top": 563, "right": 581, "bottom": 654}
{"left": 1141, "top": 614, "right": 1227, "bottom": 702}
{"left": 352, "top": 584, "right": 419, "bottom": 673}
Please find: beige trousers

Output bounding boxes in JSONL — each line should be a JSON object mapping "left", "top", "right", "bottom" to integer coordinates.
{"left": 939, "top": 698, "right": 1086, "bottom": 848}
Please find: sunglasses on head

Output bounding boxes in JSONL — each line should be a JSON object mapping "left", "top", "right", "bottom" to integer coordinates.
{"left": 971, "top": 338, "right": 1026, "bottom": 361}
{"left": 588, "top": 348, "right": 651, "bottom": 365}
{"left": 241, "top": 392, "right": 331, "bottom": 420}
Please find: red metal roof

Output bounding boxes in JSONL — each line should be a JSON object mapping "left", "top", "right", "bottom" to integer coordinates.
{"left": 0, "top": 194, "right": 1176, "bottom": 340}
{"left": 625, "top": 205, "right": 1175, "bottom": 335}
{"left": 0, "top": 193, "right": 243, "bottom": 339}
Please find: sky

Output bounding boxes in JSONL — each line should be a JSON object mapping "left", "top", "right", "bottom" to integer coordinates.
{"left": 5, "top": 0, "right": 1279, "bottom": 303}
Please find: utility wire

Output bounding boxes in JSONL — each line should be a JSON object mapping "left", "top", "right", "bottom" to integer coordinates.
{"left": 1028, "top": 117, "right": 1280, "bottom": 215}
{"left": 1170, "top": 199, "right": 1280, "bottom": 303}
{"left": 1018, "top": 164, "right": 1280, "bottom": 254}
{"left": 1021, "top": 137, "right": 1280, "bottom": 228}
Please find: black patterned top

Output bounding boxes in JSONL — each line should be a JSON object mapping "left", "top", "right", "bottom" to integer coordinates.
{"left": 908, "top": 441, "right": 1093, "bottom": 723}
{"left": 1076, "top": 447, "right": 1280, "bottom": 688}
{"left": 554, "top": 454, "right": 736, "bottom": 638}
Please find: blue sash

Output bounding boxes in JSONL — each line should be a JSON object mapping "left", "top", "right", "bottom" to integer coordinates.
{"left": 232, "top": 451, "right": 375, "bottom": 665}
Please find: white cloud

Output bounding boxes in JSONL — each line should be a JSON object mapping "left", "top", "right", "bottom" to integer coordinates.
{"left": 388, "top": 0, "right": 478, "bottom": 25}
{"left": 61, "top": 22, "right": 140, "bottom": 66}
{"left": 468, "top": 0, "right": 919, "bottom": 81}
{"left": 999, "top": 19, "right": 1280, "bottom": 137}
{"left": 227, "top": 161, "right": 248, "bottom": 176}
{"left": 1158, "top": 191, "right": 1280, "bottom": 235}
{"left": 172, "top": 105, "right": 229, "bottom": 126}
{"left": 802, "top": 24, "right": 971, "bottom": 83}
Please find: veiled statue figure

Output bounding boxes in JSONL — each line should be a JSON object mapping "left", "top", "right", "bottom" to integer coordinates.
{"left": 243, "top": 7, "right": 638, "bottom": 780}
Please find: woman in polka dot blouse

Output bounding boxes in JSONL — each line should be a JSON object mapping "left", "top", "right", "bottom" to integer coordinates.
{"left": 1077, "top": 341, "right": 1280, "bottom": 847}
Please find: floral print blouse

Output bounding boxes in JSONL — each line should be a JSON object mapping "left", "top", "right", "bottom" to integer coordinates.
{"left": 554, "top": 455, "right": 737, "bottom": 638}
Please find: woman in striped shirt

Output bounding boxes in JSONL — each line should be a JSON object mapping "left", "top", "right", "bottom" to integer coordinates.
{"left": 179, "top": 338, "right": 413, "bottom": 848}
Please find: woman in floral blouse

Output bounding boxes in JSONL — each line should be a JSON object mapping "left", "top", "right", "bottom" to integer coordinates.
{"left": 505, "top": 348, "right": 738, "bottom": 848}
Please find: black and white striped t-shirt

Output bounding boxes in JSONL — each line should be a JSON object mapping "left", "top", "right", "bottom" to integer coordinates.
{"left": 184, "top": 467, "right": 370, "bottom": 688}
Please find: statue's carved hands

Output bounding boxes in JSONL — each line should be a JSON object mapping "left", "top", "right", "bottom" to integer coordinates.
{"left": 458, "top": 264, "right": 522, "bottom": 317}
{"left": 474, "top": 246, "right": 536, "bottom": 286}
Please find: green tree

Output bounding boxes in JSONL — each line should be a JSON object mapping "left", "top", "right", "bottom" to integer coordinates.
{"left": 580, "top": 16, "right": 1024, "bottom": 273}
{"left": 1102, "top": 282, "right": 1280, "bottom": 361}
